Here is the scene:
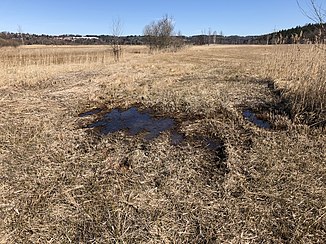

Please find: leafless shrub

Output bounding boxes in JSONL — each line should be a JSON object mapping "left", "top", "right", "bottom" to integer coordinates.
{"left": 143, "top": 15, "right": 184, "bottom": 52}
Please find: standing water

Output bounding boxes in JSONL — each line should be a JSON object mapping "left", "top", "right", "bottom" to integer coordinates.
{"left": 243, "top": 110, "right": 270, "bottom": 129}
{"left": 83, "top": 107, "right": 181, "bottom": 141}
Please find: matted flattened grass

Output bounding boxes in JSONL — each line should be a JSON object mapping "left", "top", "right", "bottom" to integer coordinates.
{"left": 0, "top": 45, "right": 325, "bottom": 243}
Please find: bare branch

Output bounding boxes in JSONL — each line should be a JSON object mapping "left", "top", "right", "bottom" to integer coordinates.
{"left": 296, "top": 0, "right": 325, "bottom": 24}
{"left": 296, "top": 0, "right": 325, "bottom": 45}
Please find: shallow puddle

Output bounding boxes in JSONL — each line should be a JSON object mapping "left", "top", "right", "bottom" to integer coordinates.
{"left": 80, "top": 106, "right": 227, "bottom": 167}
{"left": 243, "top": 110, "right": 270, "bottom": 129}
{"left": 84, "top": 107, "right": 182, "bottom": 141}
{"left": 80, "top": 106, "right": 227, "bottom": 163}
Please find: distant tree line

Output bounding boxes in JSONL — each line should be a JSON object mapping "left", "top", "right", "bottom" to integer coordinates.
{"left": 266, "top": 23, "right": 325, "bottom": 44}
{"left": 1, "top": 23, "right": 325, "bottom": 48}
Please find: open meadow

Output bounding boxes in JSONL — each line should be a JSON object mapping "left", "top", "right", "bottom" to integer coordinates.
{"left": 0, "top": 44, "right": 325, "bottom": 243}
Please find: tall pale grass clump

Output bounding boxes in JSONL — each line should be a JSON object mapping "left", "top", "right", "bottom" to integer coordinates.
{"left": 0, "top": 45, "right": 147, "bottom": 87}
{"left": 0, "top": 46, "right": 106, "bottom": 87}
{"left": 262, "top": 44, "right": 325, "bottom": 125}
{"left": 0, "top": 45, "right": 111, "bottom": 68}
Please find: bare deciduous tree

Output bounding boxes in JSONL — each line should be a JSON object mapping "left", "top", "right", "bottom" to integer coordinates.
{"left": 111, "top": 18, "right": 123, "bottom": 62}
{"left": 201, "top": 29, "right": 207, "bottom": 45}
{"left": 143, "top": 15, "right": 183, "bottom": 52}
{"left": 296, "top": 0, "right": 325, "bottom": 43}
{"left": 212, "top": 30, "right": 217, "bottom": 44}
{"left": 17, "top": 25, "right": 24, "bottom": 45}
{"left": 208, "top": 28, "right": 212, "bottom": 45}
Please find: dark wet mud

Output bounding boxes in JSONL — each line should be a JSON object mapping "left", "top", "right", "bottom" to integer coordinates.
{"left": 82, "top": 107, "right": 181, "bottom": 141}
{"left": 78, "top": 108, "right": 103, "bottom": 117}
{"left": 79, "top": 106, "right": 228, "bottom": 168}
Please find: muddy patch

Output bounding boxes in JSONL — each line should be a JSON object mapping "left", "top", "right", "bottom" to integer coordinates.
{"left": 243, "top": 109, "right": 271, "bottom": 129}
{"left": 78, "top": 108, "right": 103, "bottom": 117}
{"left": 81, "top": 107, "right": 183, "bottom": 141}
{"left": 79, "top": 106, "right": 228, "bottom": 175}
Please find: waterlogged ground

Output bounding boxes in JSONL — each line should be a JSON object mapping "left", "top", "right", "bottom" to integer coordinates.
{"left": 243, "top": 109, "right": 271, "bottom": 129}
{"left": 0, "top": 45, "right": 325, "bottom": 243}
{"left": 82, "top": 107, "right": 177, "bottom": 140}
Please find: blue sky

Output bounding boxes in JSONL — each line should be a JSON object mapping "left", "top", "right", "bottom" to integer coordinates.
{"left": 0, "top": 0, "right": 317, "bottom": 36}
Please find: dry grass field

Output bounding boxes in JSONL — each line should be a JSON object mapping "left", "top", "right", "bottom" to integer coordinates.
{"left": 0, "top": 44, "right": 325, "bottom": 243}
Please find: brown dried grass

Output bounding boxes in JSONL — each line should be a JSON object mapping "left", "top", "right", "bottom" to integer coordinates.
{"left": 0, "top": 45, "right": 325, "bottom": 243}
{"left": 260, "top": 44, "right": 326, "bottom": 125}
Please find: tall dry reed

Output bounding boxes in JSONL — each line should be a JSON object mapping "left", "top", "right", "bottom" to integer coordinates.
{"left": 0, "top": 45, "right": 146, "bottom": 87}
{"left": 262, "top": 44, "right": 326, "bottom": 125}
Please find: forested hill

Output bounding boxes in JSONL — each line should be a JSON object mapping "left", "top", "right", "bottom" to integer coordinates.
{"left": 0, "top": 23, "right": 324, "bottom": 46}
{"left": 269, "top": 23, "right": 325, "bottom": 44}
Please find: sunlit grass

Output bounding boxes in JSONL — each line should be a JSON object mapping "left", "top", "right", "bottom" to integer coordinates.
{"left": 0, "top": 44, "right": 325, "bottom": 243}
{"left": 260, "top": 44, "right": 326, "bottom": 125}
